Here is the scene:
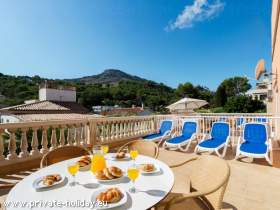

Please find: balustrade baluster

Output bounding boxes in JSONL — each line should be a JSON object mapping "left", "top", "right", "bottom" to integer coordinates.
{"left": 80, "top": 124, "right": 86, "bottom": 145}
{"left": 40, "top": 127, "right": 48, "bottom": 154}
{"left": 119, "top": 122, "right": 123, "bottom": 138}
{"left": 59, "top": 126, "right": 66, "bottom": 147}
{"left": 30, "top": 128, "right": 40, "bottom": 156}
{"left": 110, "top": 123, "right": 115, "bottom": 140}
{"left": 7, "top": 129, "right": 17, "bottom": 160}
{"left": 106, "top": 123, "right": 110, "bottom": 142}
{"left": 75, "top": 125, "right": 81, "bottom": 145}
{"left": 0, "top": 130, "right": 5, "bottom": 160}
{"left": 67, "top": 126, "right": 73, "bottom": 145}
{"left": 50, "top": 127, "right": 57, "bottom": 150}
{"left": 114, "top": 122, "right": 120, "bottom": 139}
{"left": 127, "top": 121, "right": 131, "bottom": 136}
{"left": 19, "top": 128, "right": 29, "bottom": 158}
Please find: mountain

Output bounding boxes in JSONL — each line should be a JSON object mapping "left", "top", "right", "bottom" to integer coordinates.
{"left": 68, "top": 69, "right": 147, "bottom": 84}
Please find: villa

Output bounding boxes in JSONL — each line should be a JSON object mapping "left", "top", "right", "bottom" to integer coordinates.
{"left": 0, "top": 1, "right": 280, "bottom": 210}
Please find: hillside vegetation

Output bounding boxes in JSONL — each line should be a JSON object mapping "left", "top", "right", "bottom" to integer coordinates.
{"left": 0, "top": 70, "right": 265, "bottom": 113}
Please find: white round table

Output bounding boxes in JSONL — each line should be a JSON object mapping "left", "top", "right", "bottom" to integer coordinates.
{"left": 5, "top": 154, "right": 174, "bottom": 210}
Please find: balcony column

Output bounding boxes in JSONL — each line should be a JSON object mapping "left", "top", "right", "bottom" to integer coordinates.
{"left": 19, "top": 128, "right": 29, "bottom": 158}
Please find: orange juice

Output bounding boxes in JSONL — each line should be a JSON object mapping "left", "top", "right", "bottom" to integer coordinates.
{"left": 91, "top": 154, "right": 106, "bottom": 174}
{"left": 127, "top": 168, "right": 139, "bottom": 181}
{"left": 130, "top": 150, "right": 138, "bottom": 160}
{"left": 101, "top": 145, "right": 109, "bottom": 154}
{"left": 68, "top": 164, "right": 79, "bottom": 176}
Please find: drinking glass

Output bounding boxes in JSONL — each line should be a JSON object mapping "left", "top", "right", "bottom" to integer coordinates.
{"left": 101, "top": 145, "right": 109, "bottom": 155}
{"left": 127, "top": 166, "right": 140, "bottom": 193}
{"left": 67, "top": 162, "right": 79, "bottom": 186}
{"left": 130, "top": 150, "right": 138, "bottom": 165}
{"left": 92, "top": 145, "right": 101, "bottom": 155}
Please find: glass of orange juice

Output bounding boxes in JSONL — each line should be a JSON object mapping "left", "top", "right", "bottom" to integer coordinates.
{"left": 67, "top": 162, "right": 79, "bottom": 186}
{"left": 130, "top": 150, "right": 138, "bottom": 165}
{"left": 101, "top": 145, "right": 109, "bottom": 155}
{"left": 127, "top": 166, "right": 140, "bottom": 193}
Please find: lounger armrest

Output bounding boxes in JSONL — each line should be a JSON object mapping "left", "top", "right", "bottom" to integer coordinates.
{"left": 236, "top": 136, "right": 243, "bottom": 148}
{"left": 163, "top": 130, "right": 171, "bottom": 137}
{"left": 226, "top": 136, "right": 231, "bottom": 144}
{"left": 171, "top": 132, "right": 177, "bottom": 138}
{"left": 190, "top": 133, "right": 197, "bottom": 140}
{"left": 266, "top": 138, "right": 272, "bottom": 150}
{"left": 200, "top": 134, "right": 210, "bottom": 142}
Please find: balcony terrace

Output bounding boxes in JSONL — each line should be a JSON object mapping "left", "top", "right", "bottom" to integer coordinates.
{"left": 0, "top": 114, "right": 280, "bottom": 210}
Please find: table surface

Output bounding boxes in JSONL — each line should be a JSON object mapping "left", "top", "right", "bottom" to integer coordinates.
{"left": 5, "top": 154, "right": 174, "bottom": 210}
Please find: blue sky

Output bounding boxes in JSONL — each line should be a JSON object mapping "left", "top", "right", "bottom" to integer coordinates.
{"left": 0, "top": 0, "right": 272, "bottom": 90}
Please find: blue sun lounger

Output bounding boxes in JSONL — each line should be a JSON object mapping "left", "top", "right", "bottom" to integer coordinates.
{"left": 143, "top": 119, "right": 173, "bottom": 144}
{"left": 235, "top": 123, "right": 271, "bottom": 164}
{"left": 163, "top": 120, "right": 198, "bottom": 152}
{"left": 195, "top": 122, "right": 231, "bottom": 158}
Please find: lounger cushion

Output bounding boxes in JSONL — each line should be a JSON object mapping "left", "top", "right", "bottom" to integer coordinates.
{"left": 240, "top": 142, "right": 267, "bottom": 154}
{"left": 144, "top": 120, "right": 172, "bottom": 140}
{"left": 244, "top": 124, "right": 267, "bottom": 144}
{"left": 199, "top": 138, "right": 225, "bottom": 148}
{"left": 182, "top": 122, "right": 197, "bottom": 138}
{"left": 144, "top": 133, "right": 163, "bottom": 140}
{"left": 211, "top": 123, "right": 230, "bottom": 141}
{"left": 166, "top": 135, "right": 189, "bottom": 144}
{"left": 160, "top": 121, "right": 173, "bottom": 134}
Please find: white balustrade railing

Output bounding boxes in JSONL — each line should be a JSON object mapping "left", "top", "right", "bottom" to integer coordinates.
{"left": 0, "top": 116, "right": 157, "bottom": 168}
{"left": 0, "top": 113, "right": 279, "bottom": 171}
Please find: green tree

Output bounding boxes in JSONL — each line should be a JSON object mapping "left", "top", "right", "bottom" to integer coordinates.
{"left": 224, "top": 95, "right": 265, "bottom": 113}
{"left": 214, "top": 85, "right": 227, "bottom": 107}
{"left": 214, "top": 76, "right": 251, "bottom": 107}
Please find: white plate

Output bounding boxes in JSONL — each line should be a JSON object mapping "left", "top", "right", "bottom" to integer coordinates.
{"left": 32, "top": 174, "right": 65, "bottom": 190}
{"left": 138, "top": 164, "right": 161, "bottom": 174}
{"left": 91, "top": 188, "right": 127, "bottom": 209}
{"left": 96, "top": 176, "right": 124, "bottom": 183}
{"left": 108, "top": 154, "right": 131, "bottom": 161}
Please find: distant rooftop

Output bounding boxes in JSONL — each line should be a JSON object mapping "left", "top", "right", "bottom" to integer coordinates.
{"left": 0, "top": 100, "right": 89, "bottom": 114}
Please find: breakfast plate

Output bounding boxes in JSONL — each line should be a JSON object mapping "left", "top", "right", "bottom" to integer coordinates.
{"left": 108, "top": 153, "right": 130, "bottom": 161}
{"left": 91, "top": 187, "right": 127, "bottom": 209}
{"left": 138, "top": 163, "right": 161, "bottom": 174}
{"left": 32, "top": 174, "right": 65, "bottom": 190}
{"left": 96, "top": 176, "right": 124, "bottom": 183}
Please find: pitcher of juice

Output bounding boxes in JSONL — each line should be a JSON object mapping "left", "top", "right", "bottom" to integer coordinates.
{"left": 91, "top": 147, "right": 106, "bottom": 174}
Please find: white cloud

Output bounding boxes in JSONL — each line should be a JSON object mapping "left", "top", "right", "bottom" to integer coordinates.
{"left": 166, "top": 0, "right": 225, "bottom": 31}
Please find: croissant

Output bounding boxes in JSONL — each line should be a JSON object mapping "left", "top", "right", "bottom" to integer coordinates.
{"left": 42, "top": 174, "right": 61, "bottom": 186}
{"left": 77, "top": 156, "right": 91, "bottom": 167}
{"left": 141, "top": 164, "right": 155, "bottom": 172}
{"left": 96, "top": 188, "right": 123, "bottom": 203}
{"left": 115, "top": 152, "right": 126, "bottom": 159}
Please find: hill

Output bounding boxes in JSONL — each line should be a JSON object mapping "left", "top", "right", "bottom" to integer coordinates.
{"left": 68, "top": 69, "right": 146, "bottom": 84}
